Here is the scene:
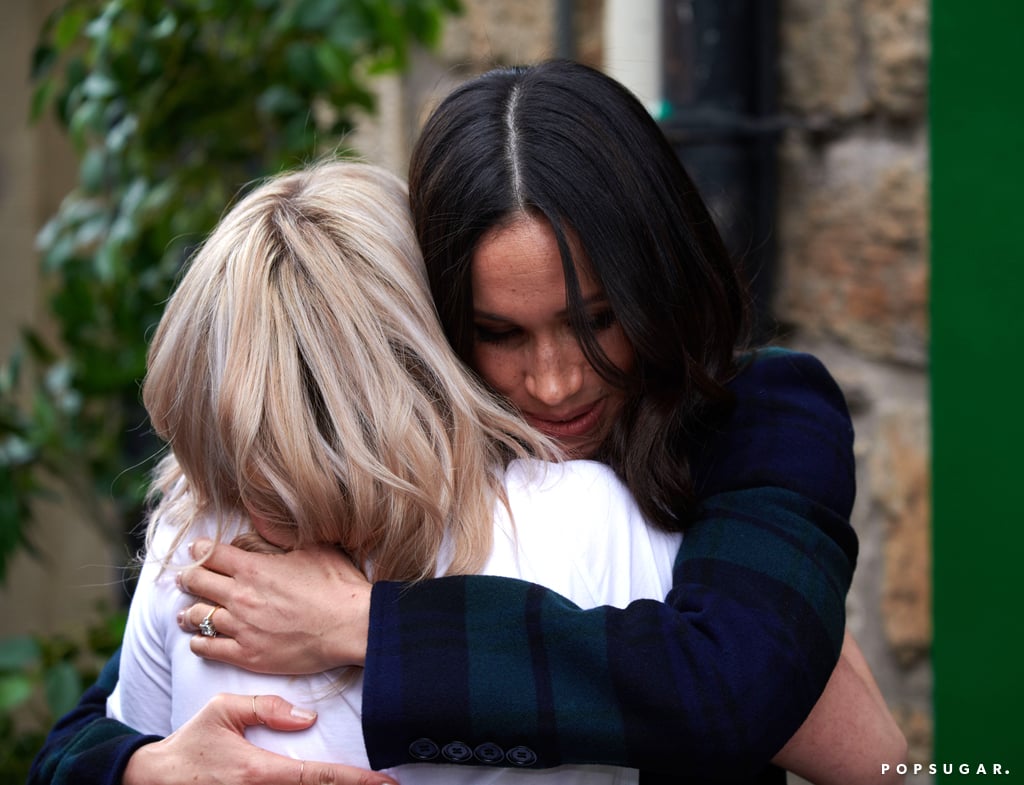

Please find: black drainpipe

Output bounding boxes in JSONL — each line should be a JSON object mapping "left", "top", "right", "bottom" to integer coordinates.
{"left": 660, "top": 0, "right": 781, "bottom": 340}
{"left": 555, "top": 0, "right": 575, "bottom": 59}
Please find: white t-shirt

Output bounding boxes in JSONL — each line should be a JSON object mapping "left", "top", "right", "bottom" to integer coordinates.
{"left": 108, "top": 459, "right": 682, "bottom": 784}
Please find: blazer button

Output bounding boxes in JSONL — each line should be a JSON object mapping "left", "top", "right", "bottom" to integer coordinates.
{"left": 506, "top": 745, "right": 538, "bottom": 766}
{"left": 441, "top": 741, "right": 473, "bottom": 763}
{"left": 474, "top": 742, "right": 505, "bottom": 764}
{"left": 408, "top": 738, "right": 439, "bottom": 761}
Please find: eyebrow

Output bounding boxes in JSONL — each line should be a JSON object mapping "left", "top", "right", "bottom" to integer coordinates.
{"left": 473, "top": 293, "right": 610, "bottom": 323}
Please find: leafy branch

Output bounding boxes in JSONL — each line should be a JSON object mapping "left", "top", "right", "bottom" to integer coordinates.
{"left": 0, "top": 0, "right": 460, "bottom": 581}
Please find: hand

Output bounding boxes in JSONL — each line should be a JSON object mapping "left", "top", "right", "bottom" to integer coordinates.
{"left": 124, "top": 693, "right": 398, "bottom": 785}
{"left": 177, "top": 540, "right": 371, "bottom": 673}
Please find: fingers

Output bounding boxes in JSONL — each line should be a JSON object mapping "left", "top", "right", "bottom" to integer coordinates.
{"left": 177, "top": 543, "right": 244, "bottom": 602}
{"left": 178, "top": 601, "right": 232, "bottom": 635}
{"left": 125, "top": 691, "right": 401, "bottom": 785}
{"left": 246, "top": 694, "right": 317, "bottom": 731}
{"left": 212, "top": 694, "right": 400, "bottom": 785}
{"left": 299, "top": 761, "right": 400, "bottom": 785}
{"left": 189, "top": 633, "right": 258, "bottom": 669}
{"left": 260, "top": 758, "right": 399, "bottom": 785}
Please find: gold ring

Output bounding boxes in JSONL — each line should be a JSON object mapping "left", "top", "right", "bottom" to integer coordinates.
{"left": 252, "top": 694, "right": 265, "bottom": 725}
{"left": 199, "top": 606, "right": 221, "bottom": 638}
{"left": 299, "top": 760, "right": 305, "bottom": 785}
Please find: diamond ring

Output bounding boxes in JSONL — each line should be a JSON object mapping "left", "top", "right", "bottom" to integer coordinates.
{"left": 199, "top": 606, "right": 222, "bottom": 638}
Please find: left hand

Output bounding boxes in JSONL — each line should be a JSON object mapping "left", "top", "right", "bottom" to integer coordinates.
{"left": 124, "top": 692, "right": 399, "bottom": 785}
{"left": 177, "top": 539, "right": 372, "bottom": 674}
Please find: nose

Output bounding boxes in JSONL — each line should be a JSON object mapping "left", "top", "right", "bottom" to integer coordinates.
{"left": 524, "top": 337, "right": 585, "bottom": 407}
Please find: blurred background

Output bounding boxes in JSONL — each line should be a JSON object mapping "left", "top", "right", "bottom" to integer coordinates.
{"left": 0, "top": 1, "right": 1019, "bottom": 783}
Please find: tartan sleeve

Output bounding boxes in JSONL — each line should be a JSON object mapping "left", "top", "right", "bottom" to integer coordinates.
{"left": 27, "top": 648, "right": 161, "bottom": 785}
{"left": 361, "top": 349, "right": 857, "bottom": 778}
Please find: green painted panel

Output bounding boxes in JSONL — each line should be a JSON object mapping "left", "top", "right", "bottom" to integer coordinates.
{"left": 932, "top": 0, "right": 1024, "bottom": 779}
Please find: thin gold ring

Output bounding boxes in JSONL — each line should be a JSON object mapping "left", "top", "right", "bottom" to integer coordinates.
{"left": 298, "top": 760, "right": 305, "bottom": 785}
{"left": 252, "top": 694, "right": 265, "bottom": 725}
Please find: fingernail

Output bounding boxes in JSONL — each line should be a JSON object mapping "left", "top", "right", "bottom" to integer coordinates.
{"left": 176, "top": 611, "right": 185, "bottom": 628}
{"left": 175, "top": 571, "right": 184, "bottom": 590}
{"left": 290, "top": 706, "right": 317, "bottom": 721}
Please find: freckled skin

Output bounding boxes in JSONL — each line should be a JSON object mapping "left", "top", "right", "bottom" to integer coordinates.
{"left": 470, "top": 216, "right": 635, "bottom": 459}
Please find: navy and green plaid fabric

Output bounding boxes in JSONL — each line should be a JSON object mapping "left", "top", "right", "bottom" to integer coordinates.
{"left": 28, "top": 350, "right": 856, "bottom": 784}
{"left": 27, "top": 649, "right": 160, "bottom": 785}
{"left": 362, "top": 350, "right": 857, "bottom": 781}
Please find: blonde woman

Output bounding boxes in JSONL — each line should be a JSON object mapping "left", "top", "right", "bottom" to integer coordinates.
{"left": 105, "top": 161, "right": 683, "bottom": 785}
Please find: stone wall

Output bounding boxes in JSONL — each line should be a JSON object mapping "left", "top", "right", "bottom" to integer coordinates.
{"left": 776, "top": 0, "right": 932, "bottom": 777}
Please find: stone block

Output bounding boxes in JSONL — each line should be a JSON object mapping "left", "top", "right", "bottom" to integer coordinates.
{"left": 871, "top": 407, "right": 932, "bottom": 667}
{"left": 779, "top": 0, "right": 868, "bottom": 117}
{"left": 776, "top": 134, "right": 929, "bottom": 365}
{"left": 865, "top": 0, "right": 930, "bottom": 118}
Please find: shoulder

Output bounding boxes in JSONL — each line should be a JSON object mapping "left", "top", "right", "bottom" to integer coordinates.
{"left": 504, "top": 457, "right": 623, "bottom": 493}
{"left": 499, "top": 459, "right": 679, "bottom": 606}
{"left": 145, "top": 511, "right": 222, "bottom": 568}
{"left": 502, "top": 458, "right": 649, "bottom": 546}
{"left": 729, "top": 347, "right": 849, "bottom": 410}
{"left": 695, "top": 347, "right": 856, "bottom": 518}
{"left": 504, "top": 459, "right": 633, "bottom": 515}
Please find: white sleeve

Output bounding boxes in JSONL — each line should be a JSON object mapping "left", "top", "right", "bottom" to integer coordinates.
{"left": 105, "top": 519, "right": 183, "bottom": 737}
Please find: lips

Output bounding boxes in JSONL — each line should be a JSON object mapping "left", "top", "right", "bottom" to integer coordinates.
{"left": 524, "top": 398, "right": 605, "bottom": 441}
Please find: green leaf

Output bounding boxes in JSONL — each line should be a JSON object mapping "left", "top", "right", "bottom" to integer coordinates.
{"left": 84, "top": 2, "right": 120, "bottom": 41}
{"left": 314, "top": 42, "right": 349, "bottom": 83}
{"left": 29, "top": 79, "right": 56, "bottom": 123}
{"left": 41, "top": 231, "right": 76, "bottom": 273}
{"left": 258, "top": 85, "right": 304, "bottom": 116}
{"left": 0, "top": 674, "right": 33, "bottom": 711}
{"left": 295, "top": 0, "right": 343, "bottom": 31}
{"left": 150, "top": 10, "right": 178, "bottom": 40}
{"left": 285, "top": 42, "right": 322, "bottom": 86}
{"left": 80, "top": 72, "right": 118, "bottom": 100}
{"left": 44, "top": 661, "right": 83, "bottom": 717}
{"left": 54, "top": 8, "right": 88, "bottom": 50}
{"left": 0, "top": 636, "right": 40, "bottom": 670}
{"left": 10, "top": 0, "right": 461, "bottom": 604}
{"left": 69, "top": 100, "right": 105, "bottom": 148}
{"left": 30, "top": 45, "right": 57, "bottom": 82}
{"left": 106, "top": 113, "right": 138, "bottom": 152}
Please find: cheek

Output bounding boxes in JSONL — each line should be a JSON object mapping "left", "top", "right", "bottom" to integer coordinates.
{"left": 471, "top": 346, "right": 520, "bottom": 396}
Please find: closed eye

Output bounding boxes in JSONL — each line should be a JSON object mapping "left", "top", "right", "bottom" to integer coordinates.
{"left": 474, "top": 323, "right": 521, "bottom": 344}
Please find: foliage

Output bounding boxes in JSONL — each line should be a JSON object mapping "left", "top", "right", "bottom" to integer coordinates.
{"left": 0, "top": 0, "right": 460, "bottom": 582}
{"left": 0, "top": 604, "right": 126, "bottom": 783}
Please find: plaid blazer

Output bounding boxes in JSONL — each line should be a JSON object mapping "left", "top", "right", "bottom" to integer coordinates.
{"left": 29, "top": 349, "right": 856, "bottom": 785}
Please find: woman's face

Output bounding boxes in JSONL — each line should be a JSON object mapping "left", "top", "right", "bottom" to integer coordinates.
{"left": 470, "top": 216, "right": 635, "bottom": 459}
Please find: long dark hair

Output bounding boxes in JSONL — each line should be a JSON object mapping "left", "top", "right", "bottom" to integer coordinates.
{"left": 409, "top": 59, "right": 752, "bottom": 529}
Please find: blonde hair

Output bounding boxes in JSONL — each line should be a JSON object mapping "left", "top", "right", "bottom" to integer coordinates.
{"left": 144, "top": 160, "right": 555, "bottom": 581}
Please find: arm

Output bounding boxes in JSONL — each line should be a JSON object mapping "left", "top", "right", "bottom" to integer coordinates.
{"left": 773, "top": 632, "right": 907, "bottom": 784}
{"left": 364, "top": 350, "right": 858, "bottom": 775}
{"left": 27, "top": 650, "right": 159, "bottom": 785}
